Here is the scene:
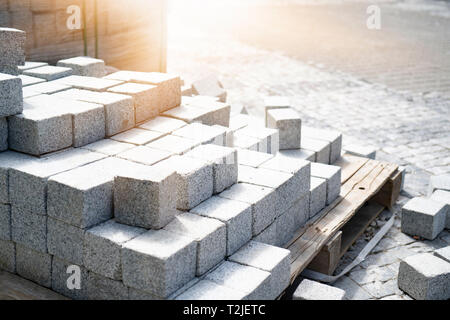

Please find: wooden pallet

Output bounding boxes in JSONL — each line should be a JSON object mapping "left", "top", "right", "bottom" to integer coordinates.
{"left": 285, "top": 155, "right": 400, "bottom": 282}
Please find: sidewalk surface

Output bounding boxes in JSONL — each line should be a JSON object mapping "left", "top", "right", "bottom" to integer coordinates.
{"left": 167, "top": 0, "right": 450, "bottom": 300}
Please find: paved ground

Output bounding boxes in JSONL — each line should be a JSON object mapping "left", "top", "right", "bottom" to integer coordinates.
{"left": 167, "top": 0, "right": 450, "bottom": 300}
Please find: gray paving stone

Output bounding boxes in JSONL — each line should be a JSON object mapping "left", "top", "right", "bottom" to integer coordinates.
{"left": 191, "top": 75, "right": 227, "bottom": 102}
{"left": 47, "top": 217, "right": 85, "bottom": 265}
{"left": 237, "top": 149, "right": 273, "bottom": 168}
{"left": 47, "top": 157, "right": 135, "bottom": 229}
{"left": 0, "top": 240, "right": 15, "bottom": 273}
{"left": 310, "top": 162, "right": 341, "bottom": 205}
{"left": 344, "top": 144, "right": 377, "bottom": 160}
{"left": 105, "top": 71, "right": 181, "bottom": 113}
{"left": 18, "top": 62, "right": 48, "bottom": 73}
{"left": 264, "top": 96, "right": 290, "bottom": 126}
{"left": 0, "top": 117, "right": 6, "bottom": 151}
{"left": 236, "top": 125, "right": 279, "bottom": 154}
{"left": 175, "top": 279, "right": 247, "bottom": 300}
{"left": 81, "top": 139, "right": 135, "bottom": 156}
{"left": 233, "top": 131, "right": 260, "bottom": 151}
{"left": 219, "top": 183, "right": 277, "bottom": 236}
{"left": 57, "top": 56, "right": 106, "bottom": 77}
{"left": 121, "top": 229, "right": 197, "bottom": 298}
{"left": 401, "top": 197, "right": 447, "bottom": 240}
{"left": 253, "top": 222, "right": 277, "bottom": 246}
{"left": 111, "top": 128, "right": 164, "bottom": 146}
{"left": 434, "top": 246, "right": 450, "bottom": 263}
{"left": 293, "top": 279, "right": 345, "bottom": 300}
{"left": 53, "top": 75, "right": 123, "bottom": 92}
{"left": 8, "top": 95, "right": 73, "bottom": 155}
{"left": 16, "top": 243, "right": 52, "bottom": 288}
{"left": 0, "top": 65, "right": 19, "bottom": 76}
{"left": 11, "top": 205, "right": 47, "bottom": 253}
{"left": 0, "top": 204, "right": 10, "bottom": 241}
{"left": 266, "top": 108, "right": 301, "bottom": 150}
{"left": 430, "top": 190, "right": 450, "bottom": 229}
{"left": 0, "top": 28, "right": 26, "bottom": 66}
{"left": 278, "top": 148, "right": 315, "bottom": 162}
{"left": 0, "top": 73, "right": 23, "bottom": 117}
{"left": 185, "top": 144, "right": 238, "bottom": 194}
{"left": 238, "top": 165, "right": 300, "bottom": 216}
{"left": 0, "top": 151, "right": 34, "bottom": 204}
{"left": 310, "top": 177, "right": 327, "bottom": 218}
{"left": 164, "top": 212, "right": 226, "bottom": 276}
{"left": 163, "top": 104, "right": 212, "bottom": 124}
{"left": 191, "top": 196, "right": 252, "bottom": 257}
{"left": 204, "top": 261, "right": 272, "bottom": 300}
{"left": 84, "top": 220, "right": 145, "bottom": 280}
{"left": 116, "top": 146, "right": 172, "bottom": 166}
{"left": 398, "top": 252, "right": 450, "bottom": 300}
{"left": 139, "top": 116, "right": 186, "bottom": 134}
{"left": 428, "top": 174, "right": 450, "bottom": 196}
{"left": 290, "top": 192, "right": 310, "bottom": 230}
{"left": 303, "top": 126, "right": 343, "bottom": 164}
{"left": 229, "top": 114, "right": 250, "bottom": 132}
{"left": 146, "top": 134, "right": 200, "bottom": 155}
{"left": 19, "top": 74, "right": 46, "bottom": 87}
{"left": 332, "top": 276, "right": 372, "bottom": 300}
{"left": 108, "top": 82, "right": 159, "bottom": 124}
{"left": 86, "top": 272, "right": 129, "bottom": 300}
{"left": 229, "top": 241, "right": 290, "bottom": 299}
{"left": 302, "top": 137, "right": 331, "bottom": 164}
{"left": 51, "top": 256, "right": 89, "bottom": 300}
{"left": 25, "top": 81, "right": 71, "bottom": 94}
{"left": 23, "top": 66, "right": 73, "bottom": 81}
{"left": 153, "top": 155, "right": 214, "bottom": 210}
{"left": 54, "top": 89, "right": 135, "bottom": 137}
{"left": 114, "top": 164, "right": 178, "bottom": 229}
{"left": 186, "top": 98, "right": 231, "bottom": 127}
{"left": 9, "top": 148, "right": 105, "bottom": 214}
{"left": 172, "top": 122, "right": 226, "bottom": 146}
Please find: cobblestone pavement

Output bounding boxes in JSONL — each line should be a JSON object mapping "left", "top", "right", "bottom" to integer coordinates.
{"left": 167, "top": 0, "right": 450, "bottom": 300}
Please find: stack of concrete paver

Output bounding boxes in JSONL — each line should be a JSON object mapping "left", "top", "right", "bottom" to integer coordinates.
{"left": 0, "top": 29, "right": 345, "bottom": 300}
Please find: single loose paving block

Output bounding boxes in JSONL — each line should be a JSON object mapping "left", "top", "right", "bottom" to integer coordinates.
{"left": 430, "top": 190, "right": 450, "bottom": 229}
{"left": 302, "top": 126, "right": 342, "bottom": 164}
{"left": 47, "top": 157, "right": 139, "bottom": 229}
{"left": 293, "top": 279, "right": 345, "bottom": 300}
{"left": 191, "top": 75, "right": 227, "bottom": 103}
{"left": 185, "top": 144, "right": 238, "bottom": 194}
{"left": 53, "top": 75, "right": 123, "bottom": 92}
{"left": 237, "top": 149, "right": 273, "bottom": 168}
{"left": 398, "top": 253, "right": 450, "bottom": 300}
{"left": 229, "top": 241, "right": 291, "bottom": 299}
{"left": 114, "top": 163, "right": 178, "bottom": 229}
{"left": 54, "top": 89, "right": 135, "bottom": 136}
{"left": 9, "top": 148, "right": 105, "bottom": 215}
{"left": 11, "top": 205, "right": 47, "bottom": 253}
{"left": 191, "top": 196, "right": 252, "bottom": 256}
{"left": 57, "top": 56, "right": 106, "bottom": 77}
{"left": 23, "top": 65, "right": 73, "bottom": 81}
{"left": 0, "top": 117, "right": 7, "bottom": 151}
{"left": 310, "top": 162, "right": 341, "bottom": 205}
{"left": 266, "top": 108, "right": 301, "bottom": 150}
{"left": 219, "top": 183, "right": 277, "bottom": 236}
{"left": 302, "top": 137, "right": 331, "bottom": 164}
{"left": 122, "top": 229, "right": 197, "bottom": 298}
{"left": 116, "top": 146, "right": 173, "bottom": 166}
{"left": 153, "top": 155, "right": 214, "bottom": 210}
{"left": 172, "top": 122, "right": 226, "bottom": 146}
{"left": 111, "top": 128, "right": 164, "bottom": 146}
{"left": 175, "top": 279, "right": 247, "bottom": 300}
{"left": 16, "top": 243, "right": 52, "bottom": 288}
{"left": 84, "top": 220, "right": 146, "bottom": 280}
{"left": 146, "top": 134, "right": 200, "bottom": 155}
{"left": 0, "top": 151, "right": 34, "bottom": 204}
{"left": 139, "top": 116, "right": 187, "bottom": 134}
{"left": 401, "top": 197, "right": 447, "bottom": 240}
{"left": 164, "top": 212, "right": 226, "bottom": 276}
{"left": 264, "top": 96, "right": 290, "bottom": 126}
{"left": 204, "top": 261, "right": 272, "bottom": 300}
{"left": 310, "top": 177, "right": 327, "bottom": 218}
{"left": 108, "top": 82, "right": 160, "bottom": 123}
{"left": 0, "top": 73, "right": 23, "bottom": 117}
{"left": 0, "top": 28, "right": 26, "bottom": 66}
{"left": 19, "top": 74, "right": 46, "bottom": 87}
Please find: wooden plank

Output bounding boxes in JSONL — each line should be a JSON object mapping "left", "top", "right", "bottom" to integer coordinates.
{"left": 287, "top": 160, "right": 398, "bottom": 282}
{"left": 0, "top": 271, "right": 67, "bottom": 300}
{"left": 307, "top": 231, "right": 342, "bottom": 275}
{"left": 372, "top": 169, "right": 403, "bottom": 209}
{"left": 339, "top": 201, "right": 385, "bottom": 258}
{"left": 334, "top": 155, "right": 369, "bottom": 184}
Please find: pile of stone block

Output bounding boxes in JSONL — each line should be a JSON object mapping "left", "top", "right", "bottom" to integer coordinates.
{"left": 401, "top": 175, "right": 449, "bottom": 240}
{"left": 0, "top": 30, "right": 348, "bottom": 300}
